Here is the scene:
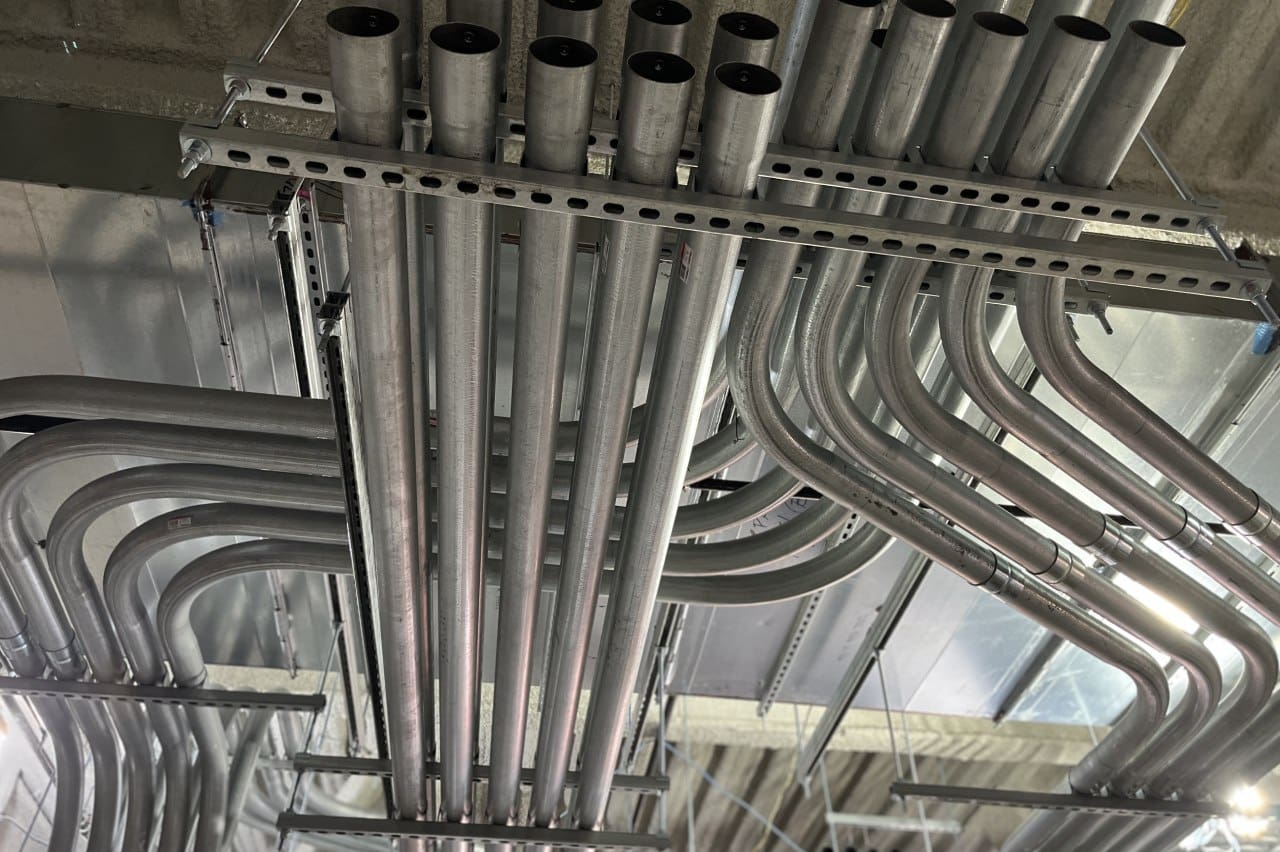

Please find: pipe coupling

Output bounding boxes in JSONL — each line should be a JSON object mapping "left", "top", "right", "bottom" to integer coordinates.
{"left": 44, "top": 639, "right": 85, "bottom": 680}
{"left": 1230, "top": 494, "right": 1280, "bottom": 545}
{"left": 1089, "top": 520, "right": 1134, "bottom": 568}
{"left": 1166, "top": 514, "right": 1214, "bottom": 560}
{"left": 1030, "top": 545, "right": 1080, "bottom": 586}
{"left": 971, "top": 552, "right": 1007, "bottom": 592}
{"left": 0, "top": 628, "right": 42, "bottom": 676}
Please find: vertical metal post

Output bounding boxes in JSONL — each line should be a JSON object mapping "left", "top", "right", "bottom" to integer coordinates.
{"left": 819, "top": 755, "right": 840, "bottom": 852}
{"left": 657, "top": 649, "right": 668, "bottom": 834}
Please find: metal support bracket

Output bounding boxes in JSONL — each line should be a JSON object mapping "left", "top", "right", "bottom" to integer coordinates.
{"left": 890, "top": 782, "right": 1236, "bottom": 820}
{"left": 222, "top": 61, "right": 1223, "bottom": 237}
{"left": 181, "top": 125, "right": 1269, "bottom": 305}
{"left": 291, "top": 752, "right": 669, "bottom": 794}
{"left": 0, "top": 676, "right": 325, "bottom": 711}
{"left": 275, "top": 812, "right": 671, "bottom": 849}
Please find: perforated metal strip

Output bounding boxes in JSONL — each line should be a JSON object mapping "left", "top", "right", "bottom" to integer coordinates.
{"left": 222, "top": 61, "right": 1223, "bottom": 235}
{"left": 275, "top": 812, "right": 670, "bottom": 849}
{"left": 183, "top": 124, "right": 1268, "bottom": 301}
{"left": 0, "top": 676, "right": 325, "bottom": 711}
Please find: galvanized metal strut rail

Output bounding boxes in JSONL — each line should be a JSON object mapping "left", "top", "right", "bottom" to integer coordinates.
{"left": 274, "top": 812, "right": 670, "bottom": 850}
{"left": 0, "top": 676, "right": 326, "bottom": 711}
{"left": 889, "top": 781, "right": 1236, "bottom": 820}
{"left": 220, "top": 60, "right": 1221, "bottom": 238}
{"left": 181, "top": 125, "right": 1267, "bottom": 303}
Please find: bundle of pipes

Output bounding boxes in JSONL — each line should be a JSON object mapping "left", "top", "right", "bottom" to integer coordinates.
{"left": 3, "top": 1, "right": 1280, "bottom": 850}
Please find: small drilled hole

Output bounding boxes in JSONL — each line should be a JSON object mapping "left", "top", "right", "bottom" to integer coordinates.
{"left": 510, "top": 122, "right": 526, "bottom": 135}
{"left": 587, "top": 134, "right": 597, "bottom": 145}
{"left": 679, "top": 148, "right": 695, "bottom": 161}
{"left": 1015, "top": 256, "right": 1035, "bottom": 268}
{"left": 814, "top": 230, "right": 833, "bottom": 242}
{"left": 1113, "top": 268, "right": 1133, "bottom": 280}
{"left": 1082, "top": 264, "right": 1102, "bottom": 276}
{"left": 1051, "top": 201, "right": 1070, "bottom": 212}
{"left": 1021, "top": 197, "right": 1040, "bottom": 209}
{"left": 779, "top": 226, "right": 799, "bottom": 238}
{"left": 991, "top": 192, "right": 1009, "bottom": 203}
{"left": 929, "top": 184, "right": 948, "bottom": 196}
{"left": 343, "top": 165, "right": 366, "bottom": 179}
{"left": 1048, "top": 260, "right": 1069, "bottom": 272}
{"left": 531, "top": 192, "right": 552, "bottom": 204}
{"left": 301, "top": 92, "right": 324, "bottom": 105}
{"left": 916, "top": 243, "right": 936, "bottom": 255}
{"left": 949, "top": 248, "right": 970, "bottom": 260}
{"left": 305, "top": 161, "right": 328, "bottom": 174}
{"left": 1211, "top": 281, "right": 1230, "bottom": 291}
{"left": 1146, "top": 272, "right": 1167, "bottom": 284}
{"left": 849, "top": 234, "right": 868, "bottom": 247}
{"left": 639, "top": 207, "right": 660, "bottom": 219}
{"left": 1179, "top": 276, "right": 1198, "bottom": 288}
{"left": 883, "top": 238, "right": 903, "bottom": 251}
{"left": 457, "top": 180, "right": 478, "bottom": 194}
{"left": 960, "top": 188, "right": 979, "bottom": 200}
{"left": 567, "top": 197, "right": 588, "bottom": 210}
{"left": 266, "top": 155, "right": 290, "bottom": 168}
{"left": 1081, "top": 205, "right": 1100, "bottom": 216}
{"left": 228, "top": 150, "right": 251, "bottom": 163}
{"left": 265, "top": 86, "right": 287, "bottom": 99}
{"left": 608, "top": 138, "right": 619, "bottom": 149}
{"left": 382, "top": 172, "right": 403, "bottom": 185}
{"left": 604, "top": 203, "right": 624, "bottom": 215}
{"left": 745, "top": 222, "right": 764, "bottom": 234}
{"left": 495, "top": 186, "right": 516, "bottom": 199}
{"left": 710, "top": 217, "right": 730, "bottom": 229}
{"left": 868, "top": 175, "right": 886, "bottom": 187}
{"left": 406, "top": 107, "right": 427, "bottom": 121}
{"left": 1141, "top": 213, "right": 1161, "bottom": 224}
{"left": 1171, "top": 216, "right": 1190, "bottom": 228}
{"left": 990, "top": 291, "right": 1005, "bottom": 301}
{"left": 771, "top": 162, "right": 792, "bottom": 174}
{"left": 420, "top": 175, "right": 442, "bottom": 188}
{"left": 803, "top": 167, "right": 823, "bottom": 179}
{"left": 1111, "top": 209, "right": 1131, "bottom": 221}
{"left": 837, "top": 171, "right": 854, "bottom": 183}
{"left": 674, "top": 212, "right": 695, "bottom": 224}
{"left": 919, "top": 282, "right": 931, "bottom": 291}
{"left": 898, "top": 180, "right": 918, "bottom": 191}
{"left": 982, "top": 252, "right": 1003, "bottom": 264}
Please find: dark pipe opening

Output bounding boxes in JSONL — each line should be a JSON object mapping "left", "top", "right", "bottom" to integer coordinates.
{"left": 717, "top": 12, "right": 780, "bottom": 41}
{"left": 545, "top": 0, "right": 603, "bottom": 10}
{"left": 430, "top": 22, "right": 501, "bottom": 54}
{"left": 900, "top": 0, "right": 958, "bottom": 19}
{"left": 629, "top": 50, "right": 696, "bottom": 85}
{"left": 631, "top": 0, "right": 693, "bottom": 27}
{"left": 530, "top": 35, "right": 598, "bottom": 68}
{"left": 1130, "top": 20, "right": 1187, "bottom": 48}
{"left": 974, "top": 11, "right": 1030, "bottom": 38}
{"left": 328, "top": 6, "right": 400, "bottom": 38}
{"left": 1055, "top": 15, "right": 1111, "bottom": 42}
{"left": 715, "top": 62, "right": 782, "bottom": 97}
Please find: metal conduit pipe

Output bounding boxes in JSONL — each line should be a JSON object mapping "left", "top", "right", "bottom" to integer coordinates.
{"left": 445, "top": 0, "right": 512, "bottom": 94}
{"left": 857, "top": 24, "right": 1222, "bottom": 847}
{"left": 488, "top": 34, "right": 598, "bottom": 832}
{"left": 1016, "top": 30, "right": 1280, "bottom": 565}
{"left": 104, "top": 504, "right": 348, "bottom": 685}
{"left": 529, "top": 49, "right": 694, "bottom": 830}
{"left": 428, "top": 22, "right": 502, "bottom": 830}
{"left": 34, "top": 697, "right": 82, "bottom": 852}
{"left": 156, "top": 539, "right": 352, "bottom": 852}
{"left": 225, "top": 709, "right": 273, "bottom": 849}
{"left": 326, "top": 6, "right": 428, "bottom": 833}
{"left": 623, "top": 0, "right": 691, "bottom": 59}
{"left": 537, "top": 0, "right": 603, "bottom": 44}
{"left": 704, "top": 13, "right": 779, "bottom": 110}
{"left": 113, "top": 703, "right": 158, "bottom": 852}
{"left": 67, "top": 701, "right": 119, "bottom": 852}
{"left": 149, "top": 702, "right": 195, "bottom": 852}
{"left": 575, "top": 63, "right": 781, "bottom": 828}
{"left": 798, "top": 2, "right": 1212, "bottom": 822}
{"left": 724, "top": 0, "right": 1168, "bottom": 806}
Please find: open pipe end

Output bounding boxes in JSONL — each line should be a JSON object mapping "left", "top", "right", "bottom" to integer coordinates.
{"left": 529, "top": 35, "right": 598, "bottom": 68}
{"left": 1054, "top": 15, "right": 1111, "bottom": 42}
{"left": 628, "top": 50, "right": 695, "bottom": 85}
{"left": 1130, "top": 19, "right": 1187, "bottom": 48}
{"left": 631, "top": 0, "right": 693, "bottom": 27}
{"left": 715, "top": 62, "right": 782, "bottom": 97}
{"left": 545, "top": 0, "right": 604, "bottom": 10}
{"left": 973, "top": 11, "right": 1029, "bottom": 39}
{"left": 327, "top": 6, "right": 400, "bottom": 38}
{"left": 838, "top": 0, "right": 882, "bottom": 7}
{"left": 430, "top": 21, "right": 502, "bottom": 54}
{"left": 899, "top": 0, "right": 958, "bottom": 19}
{"left": 871, "top": 28, "right": 888, "bottom": 49}
{"left": 717, "top": 11, "right": 779, "bottom": 41}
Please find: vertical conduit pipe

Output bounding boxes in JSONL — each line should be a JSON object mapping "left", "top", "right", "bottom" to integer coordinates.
{"left": 537, "top": 0, "right": 603, "bottom": 44}
{"left": 446, "top": 0, "right": 512, "bottom": 95}
{"left": 530, "top": 50, "right": 695, "bottom": 830}
{"left": 36, "top": 698, "right": 82, "bottom": 852}
{"left": 487, "top": 34, "right": 598, "bottom": 831}
{"left": 623, "top": 1, "right": 692, "bottom": 59}
{"left": 428, "top": 20, "right": 502, "bottom": 829}
{"left": 574, "top": 61, "right": 781, "bottom": 830}
{"left": 327, "top": 7, "right": 428, "bottom": 836}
